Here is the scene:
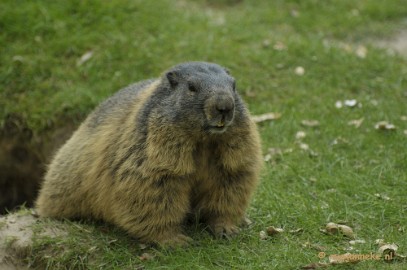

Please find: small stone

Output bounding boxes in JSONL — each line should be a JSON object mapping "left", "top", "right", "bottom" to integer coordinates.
{"left": 266, "top": 226, "right": 284, "bottom": 236}
{"left": 259, "top": 230, "right": 268, "bottom": 240}
{"left": 295, "top": 66, "right": 305, "bottom": 76}
{"left": 295, "top": 131, "right": 307, "bottom": 140}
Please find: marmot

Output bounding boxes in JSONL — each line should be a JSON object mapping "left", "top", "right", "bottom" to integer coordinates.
{"left": 35, "top": 62, "right": 262, "bottom": 247}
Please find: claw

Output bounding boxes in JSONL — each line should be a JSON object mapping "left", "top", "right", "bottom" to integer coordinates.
{"left": 211, "top": 222, "right": 240, "bottom": 239}
{"left": 156, "top": 233, "right": 193, "bottom": 249}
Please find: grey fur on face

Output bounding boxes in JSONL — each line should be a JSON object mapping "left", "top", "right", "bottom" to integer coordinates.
{"left": 160, "top": 62, "right": 240, "bottom": 134}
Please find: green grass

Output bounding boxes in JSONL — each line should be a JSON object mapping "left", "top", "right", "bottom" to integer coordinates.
{"left": 1, "top": 0, "right": 407, "bottom": 269}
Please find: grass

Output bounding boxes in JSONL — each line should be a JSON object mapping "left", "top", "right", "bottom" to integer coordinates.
{"left": 1, "top": 0, "right": 407, "bottom": 269}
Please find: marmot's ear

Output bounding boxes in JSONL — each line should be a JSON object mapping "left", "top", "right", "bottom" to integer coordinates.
{"left": 166, "top": 71, "right": 179, "bottom": 87}
{"left": 223, "top": 68, "right": 231, "bottom": 75}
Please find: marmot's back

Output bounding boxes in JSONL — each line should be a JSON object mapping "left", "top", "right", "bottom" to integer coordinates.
{"left": 36, "top": 62, "right": 262, "bottom": 247}
{"left": 86, "top": 79, "right": 156, "bottom": 129}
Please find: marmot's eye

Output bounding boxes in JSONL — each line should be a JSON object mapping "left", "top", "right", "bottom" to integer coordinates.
{"left": 188, "top": 83, "right": 197, "bottom": 92}
{"left": 232, "top": 81, "right": 236, "bottom": 92}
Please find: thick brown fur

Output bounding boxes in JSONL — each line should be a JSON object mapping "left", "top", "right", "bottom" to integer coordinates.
{"left": 35, "top": 62, "right": 262, "bottom": 247}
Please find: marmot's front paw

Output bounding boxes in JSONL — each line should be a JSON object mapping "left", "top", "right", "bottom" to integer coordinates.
{"left": 241, "top": 216, "right": 253, "bottom": 227}
{"left": 210, "top": 221, "right": 240, "bottom": 239}
{"left": 157, "top": 233, "right": 193, "bottom": 248}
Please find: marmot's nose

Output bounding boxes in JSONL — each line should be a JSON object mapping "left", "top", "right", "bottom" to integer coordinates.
{"left": 216, "top": 100, "right": 234, "bottom": 117}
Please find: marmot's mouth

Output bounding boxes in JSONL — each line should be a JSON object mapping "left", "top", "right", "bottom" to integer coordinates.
{"left": 208, "top": 124, "right": 228, "bottom": 134}
{"left": 216, "top": 121, "right": 225, "bottom": 128}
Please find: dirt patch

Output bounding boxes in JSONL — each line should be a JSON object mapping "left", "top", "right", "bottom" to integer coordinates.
{"left": 0, "top": 211, "right": 67, "bottom": 269}
{"left": 375, "top": 29, "right": 407, "bottom": 56}
{"left": 0, "top": 213, "right": 36, "bottom": 270}
{"left": 0, "top": 114, "right": 77, "bottom": 215}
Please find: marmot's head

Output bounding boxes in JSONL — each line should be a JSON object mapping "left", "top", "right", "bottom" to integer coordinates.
{"left": 161, "top": 62, "right": 241, "bottom": 135}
